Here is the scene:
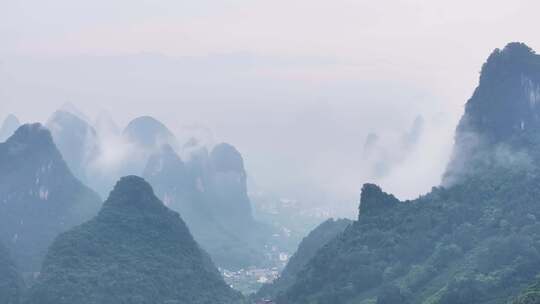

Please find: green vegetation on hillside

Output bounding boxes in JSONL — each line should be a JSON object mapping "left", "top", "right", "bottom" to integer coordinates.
{"left": 273, "top": 43, "right": 540, "bottom": 304}
{"left": 25, "top": 176, "right": 245, "bottom": 304}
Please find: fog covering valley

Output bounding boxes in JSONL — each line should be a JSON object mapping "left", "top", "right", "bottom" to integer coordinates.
{"left": 4, "top": 1, "right": 540, "bottom": 304}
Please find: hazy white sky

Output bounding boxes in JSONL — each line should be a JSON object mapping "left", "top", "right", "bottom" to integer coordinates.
{"left": 1, "top": 0, "right": 539, "bottom": 214}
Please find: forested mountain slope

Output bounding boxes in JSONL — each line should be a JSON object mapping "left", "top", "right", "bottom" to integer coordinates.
{"left": 0, "top": 242, "right": 24, "bottom": 304}
{"left": 25, "top": 176, "right": 245, "bottom": 304}
{"left": 276, "top": 43, "right": 540, "bottom": 304}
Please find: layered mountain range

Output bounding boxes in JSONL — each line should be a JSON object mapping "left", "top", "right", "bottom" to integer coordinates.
{"left": 45, "top": 112, "right": 179, "bottom": 197}
{"left": 0, "top": 118, "right": 261, "bottom": 301}
{"left": 42, "top": 108, "right": 275, "bottom": 269}
{"left": 144, "top": 142, "right": 273, "bottom": 269}
{"left": 6, "top": 40, "right": 539, "bottom": 304}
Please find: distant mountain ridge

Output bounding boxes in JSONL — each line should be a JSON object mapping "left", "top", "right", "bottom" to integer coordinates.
{"left": 46, "top": 113, "right": 180, "bottom": 196}
{"left": 113, "top": 116, "right": 181, "bottom": 189}
{"left": 24, "top": 176, "right": 245, "bottom": 304}
{"left": 123, "top": 115, "right": 178, "bottom": 151}
{"left": 46, "top": 110, "right": 100, "bottom": 185}
{"left": 144, "top": 142, "right": 273, "bottom": 269}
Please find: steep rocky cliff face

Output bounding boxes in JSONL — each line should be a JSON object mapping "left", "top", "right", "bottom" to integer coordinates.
{"left": 358, "top": 183, "right": 400, "bottom": 217}
{"left": 444, "top": 42, "right": 540, "bottom": 186}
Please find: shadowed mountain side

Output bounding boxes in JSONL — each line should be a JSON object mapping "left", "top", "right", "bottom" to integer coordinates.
{"left": 0, "top": 124, "right": 101, "bottom": 273}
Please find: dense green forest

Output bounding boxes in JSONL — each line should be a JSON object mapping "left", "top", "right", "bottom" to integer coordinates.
{"left": 24, "top": 176, "right": 245, "bottom": 304}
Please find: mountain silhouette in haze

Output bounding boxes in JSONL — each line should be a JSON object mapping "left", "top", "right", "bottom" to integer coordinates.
{"left": 144, "top": 143, "right": 272, "bottom": 269}
{"left": 123, "top": 115, "right": 178, "bottom": 151}
{"left": 118, "top": 116, "right": 180, "bottom": 177}
{"left": 25, "top": 176, "right": 244, "bottom": 304}
{"left": 207, "top": 143, "right": 255, "bottom": 229}
{"left": 0, "top": 123, "right": 101, "bottom": 273}
{"left": 93, "top": 110, "right": 121, "bottom": 138}
{"left": 46, "top": 110, "right": 100, "bottom": 185}
{"left": 0, "top": 114, "right": 21, "bottom": 142}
